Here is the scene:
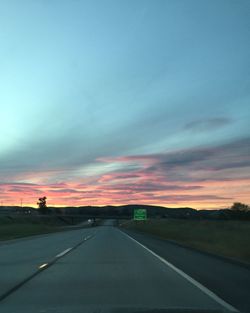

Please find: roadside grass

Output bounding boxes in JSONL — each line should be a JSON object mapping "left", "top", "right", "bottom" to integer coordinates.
{"left": 0, "top": 216, "right": 86, "bottom": 241}
{"left": 121, "top": 219, "right": 250, "bottom": 264}
{"left": 0, "top": 223, "right": 64, "bottom": 240}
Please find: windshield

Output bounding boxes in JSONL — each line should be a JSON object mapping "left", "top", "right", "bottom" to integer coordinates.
{"left": 0, "top": 1, "right": 250, "bottom": 313}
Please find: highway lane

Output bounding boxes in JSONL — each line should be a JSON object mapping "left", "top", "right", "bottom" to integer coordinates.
{"left": 0, "top": 227, "right": 96, "bottom": 297}
{"left": 122, "top": 228, "right": 250, "bottom": 313}
{"left": 0, "top": 224, "right": 235, "bottom": 313}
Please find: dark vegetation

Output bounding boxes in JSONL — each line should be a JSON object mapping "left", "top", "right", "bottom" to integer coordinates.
{"left": 121, "top": 218, "right": 250, "bottom": 264}
{"left": 0, "top": 215, "right": 88, "bottom": 241}
{"left": 1, "top": 202, "right": 249, "bottom": 220}
{"left": 0, "top": 202, "right": 249, "bottom": 243}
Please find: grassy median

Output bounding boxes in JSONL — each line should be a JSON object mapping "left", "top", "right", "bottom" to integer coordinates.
{"left": 0, "top": 224, "right": 64, "bottom": 240}
{"left": 121, "top": 219, "right": 250, "bottom": 264}
{"left": 0, "top": 216, "right": 82, "bottom": 241}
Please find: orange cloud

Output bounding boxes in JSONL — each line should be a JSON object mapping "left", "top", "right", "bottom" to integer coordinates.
{"left": 1, "top": 138, "right": 250, "bottom": 209}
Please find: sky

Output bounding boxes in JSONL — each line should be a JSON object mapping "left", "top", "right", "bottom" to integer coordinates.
{"left": 0, "top": 0, "right": 250, "bottom": 209}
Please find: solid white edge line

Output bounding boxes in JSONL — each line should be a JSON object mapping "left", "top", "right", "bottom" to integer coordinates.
{"left": 56, "top": 247, "right": 72, "bottom": 258}
{"left": 120, "top": 230, "right": 239, "bottom": 312}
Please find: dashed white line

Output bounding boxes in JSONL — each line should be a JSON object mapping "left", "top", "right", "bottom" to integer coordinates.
{"left": 120, "top": 230, "right": 239, "bottom": 312}
{"left": 55, "top": 248, "right": 72, "bottom": 258}
{"left": 84, "top": 235, "right": 92, "bottom": 240}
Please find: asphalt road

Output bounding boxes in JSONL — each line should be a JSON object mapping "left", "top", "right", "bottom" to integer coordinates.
{"left": 122, "top": 228, "right": 250, "bottom": 313}
{"left": 0, "top": 221, "right": 248, "bottom": 313}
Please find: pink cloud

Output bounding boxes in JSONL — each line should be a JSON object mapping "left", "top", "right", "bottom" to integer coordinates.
{"left": 1, "top": 138, "right": 250, "bottom": 209}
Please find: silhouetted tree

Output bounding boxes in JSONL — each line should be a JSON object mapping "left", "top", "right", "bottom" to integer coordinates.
{"left": 37, "top": 197, "right": 47, "bottom": 214}
{"left": 229, "top": 202, "right": 250, "bottom": 220}
{"left": 230, "top": 202, "right": 250, "bottom": 212}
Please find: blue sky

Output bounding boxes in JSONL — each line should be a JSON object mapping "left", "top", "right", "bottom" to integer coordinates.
{"left": 0, "top": 0, "right": 250, "bottom": 208}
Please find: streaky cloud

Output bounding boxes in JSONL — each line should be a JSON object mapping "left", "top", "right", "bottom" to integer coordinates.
{"left": 184, "top": 117, "right": 232, "bottom": 132}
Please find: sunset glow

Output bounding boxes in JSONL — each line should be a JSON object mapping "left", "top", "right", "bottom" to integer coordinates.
{"left": 0, "top": 1, "right": 249, "bottom": 210}
{"left": 1, "top": 138, "right": 250, "bottom": 209}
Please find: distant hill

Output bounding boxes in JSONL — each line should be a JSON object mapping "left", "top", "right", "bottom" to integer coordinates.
{"left": 1, "top": 204, "right": 197, "bottom": 217}
{"left": 1, "top": 204, "right": 249, "bottom": 220}
{"left": 51, "top": 204, "right": 199, "bottom": 218}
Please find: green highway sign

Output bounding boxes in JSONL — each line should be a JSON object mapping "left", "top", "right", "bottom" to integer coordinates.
{"left": 133, "top": 208, "right": 147, "bottom": 221}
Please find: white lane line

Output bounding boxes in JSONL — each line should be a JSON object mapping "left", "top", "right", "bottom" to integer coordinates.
{"left": 84, "top": 235, "right": 92, "bottom": 240}
{"left": 120, "top": 230, "right": 239, "bottom": 312}
{"left": 56, "top": 248, "right": 72, "bottom": 258}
